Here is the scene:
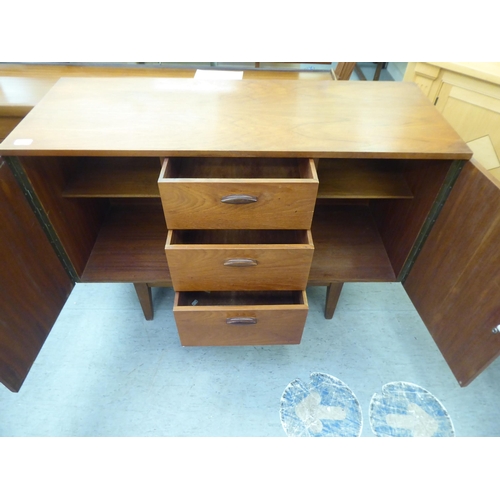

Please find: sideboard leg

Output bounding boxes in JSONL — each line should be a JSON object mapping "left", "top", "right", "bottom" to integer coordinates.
{"left": 134, "top": 283, "right": 154, "bottom": 320}
{"left": 325, "top": 282, "right": 344, "bottom": 319}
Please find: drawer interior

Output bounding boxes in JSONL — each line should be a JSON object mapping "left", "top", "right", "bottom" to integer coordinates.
{"left": 176, "top": 290, "right": 306, "bottom": 307}
{"left": 163, "top": 157, "right": 314, "bottom": 179}
{"left": 169, "top": 229, "right": 310, "bottom": 245}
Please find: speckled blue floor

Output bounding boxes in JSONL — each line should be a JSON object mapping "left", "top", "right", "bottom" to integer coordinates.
{"left": 1, "top": 282, "right": 499, "bottom": 436}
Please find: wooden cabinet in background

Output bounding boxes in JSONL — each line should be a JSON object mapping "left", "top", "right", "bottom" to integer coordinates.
{"left": 404, "top": 62, "right": 500, "bottom": 180}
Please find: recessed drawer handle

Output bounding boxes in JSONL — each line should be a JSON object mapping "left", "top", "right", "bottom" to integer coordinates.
{"left": 226, "top": 317, "right": 257, "bottom": 325}
{"left": 220, "top": 194, "right": 258, "bottom": 204}
{"left": 224, "top": 258, "right": 258, "bottom": 267}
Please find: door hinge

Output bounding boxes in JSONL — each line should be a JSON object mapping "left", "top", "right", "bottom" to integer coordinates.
{"left": 5, "top": 156, "right": 79, "bottom": 283}
{"left": 399, "top": 159, "right": 465, "bottom": 284}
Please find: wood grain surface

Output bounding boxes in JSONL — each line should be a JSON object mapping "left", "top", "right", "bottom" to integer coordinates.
{"left": 159, "top": 157, "right": 318, "bottom": 229}
{"left": 0, "top": 79, "right": 471, "bottom": 159}
{"left": 63, "top": 157, "right": 162, "bottom": 197}
{"left": 20, "top": 156, "right": 107, "bottom": 277}
{"left": 173, "top": 291, "right": 308, "bottom": 346}
{"left": 166, "top": 229, "right": 314, "bottom": 291}
{"left": 310, "top": 205, "right": 395, "bottom": 282}
{"left": 0, "top": 160, "right": 73, "bottom": 392}
{"left": 317, "top": 159, "right": 413, "bottom": 198}
{"left": 81, "top": 200, "right": 170, "bottom": 283}
{"left": 371, "top": 159, "right": 452, "bottom": 278}
{"left": 405, "top": 160, "right": 500, "bottom": 386}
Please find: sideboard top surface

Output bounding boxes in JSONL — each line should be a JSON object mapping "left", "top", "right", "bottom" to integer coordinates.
{"left": 0, "top": 78, "right": 471, "bottom": 159}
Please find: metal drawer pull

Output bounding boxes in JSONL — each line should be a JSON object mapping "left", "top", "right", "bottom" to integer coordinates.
{"left": 226, "top": 317, "right": 257, "bottom": 325}
{"left": 493, "top": 325, "right": 500, "bottom": 334}
{"left": 220, "top": 194, "right": 258, "bottom": 204}
{"left": 224, "top": 258, "right": 258, "bottom": 267}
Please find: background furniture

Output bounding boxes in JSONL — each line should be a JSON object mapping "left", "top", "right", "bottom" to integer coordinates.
{"left": 6, "top": 77, "right": 500, "bottom": 393}
{"left": 332, "top": 62, "right": 356, "bottom": 80}
{"left": 404, "top": 62, "right": 500, "bottom": 181}
{"left": 253, "top": 62, "right": 356, "bottom": 80}
{"left": 354, "top": 62, "right": 386, "bottom": 81}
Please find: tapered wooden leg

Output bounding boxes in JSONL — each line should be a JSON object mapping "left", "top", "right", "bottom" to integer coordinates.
{"left": 325, "top": 282, "right": 344, "bottom": 319}
{"left": 134, "top": 283, "right": 154, "bottom": 320}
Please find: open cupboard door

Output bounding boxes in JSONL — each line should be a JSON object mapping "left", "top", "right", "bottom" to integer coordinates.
{"left": 404, "top": 160, "right": 500, "bottom": 386}
{"left": 0, "top": 159, "right": 73, "bottom": 392}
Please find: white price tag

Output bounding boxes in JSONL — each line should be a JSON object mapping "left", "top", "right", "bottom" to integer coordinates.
{"left": 194, "top": 70, "right": 243, "bottom": 80}
{"left": 13, "top": 139, "right": 33, "bottom": 146}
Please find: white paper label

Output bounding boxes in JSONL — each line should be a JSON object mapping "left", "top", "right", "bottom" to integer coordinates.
{"left": 13, "top": 139, "right": 33, "bottom": 146}
{"left": 194, "top": 70, "right": 243, "bottom": 80}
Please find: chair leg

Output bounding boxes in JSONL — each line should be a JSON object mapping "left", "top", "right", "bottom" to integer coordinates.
{"left": 134, "top": 283, "right": 154, "bottom": 320}
{"left": 373, "top": 62, "right": 384, "bottom": 81}
{"left": 325, "top": 283, "right": 344, "bottom": 319}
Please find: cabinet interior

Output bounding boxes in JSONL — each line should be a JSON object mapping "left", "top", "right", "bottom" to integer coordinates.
{"left": 18, "top": 155, "right": 453, "bottom": 285}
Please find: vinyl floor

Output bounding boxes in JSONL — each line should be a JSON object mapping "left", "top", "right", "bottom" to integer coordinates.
{"left": 1, "top": 282, "right": 499, "bottom": 437}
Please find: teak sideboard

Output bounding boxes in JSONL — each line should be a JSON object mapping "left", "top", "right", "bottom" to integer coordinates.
{"left": 1, "top": 77, "right": 499, "bottom": 392}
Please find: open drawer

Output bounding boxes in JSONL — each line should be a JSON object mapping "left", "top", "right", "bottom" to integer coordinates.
{"left": 165, "top": 229, "right": 314, "bottom": 291}
{"left": 173, "top": 290, "right": 308, "bottom": 346}
{"left": 158, "top": 157, "right": 318, "bottom": 229}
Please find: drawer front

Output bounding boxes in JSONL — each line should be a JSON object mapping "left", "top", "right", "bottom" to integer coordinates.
{"left": 173, "top": 291, "right": 308, "bottom": 346}
{"left": 165, "top": 231, "right": 314, "bottom": 291}
{"left": 158, "top": 158, "right": 318, "bottom": 229}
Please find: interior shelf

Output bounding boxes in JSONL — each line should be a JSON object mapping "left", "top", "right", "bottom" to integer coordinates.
{"left": 63, "top": 157, "right": 162, "bottom": 198}
{"left": 309, "top": 204, "right": 396, "bottom": 282}
{"left": 317, "top": 159, "right": 414, "bottom": 199}
{"left": 63, "top": 157, "right": 413, "bottom": 201}
{"left": 81, "top": 200, "right": 170, "bottom": 283}
{"left": 81, "top": 201, "right": 396, "bottom": 284}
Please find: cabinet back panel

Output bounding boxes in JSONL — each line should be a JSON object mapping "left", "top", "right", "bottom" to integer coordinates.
{"left": 317, "top": 159, "right": 414, "bottom": 199}
{"left": 63, "top": 157, "right": 162, "bottom": 198}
